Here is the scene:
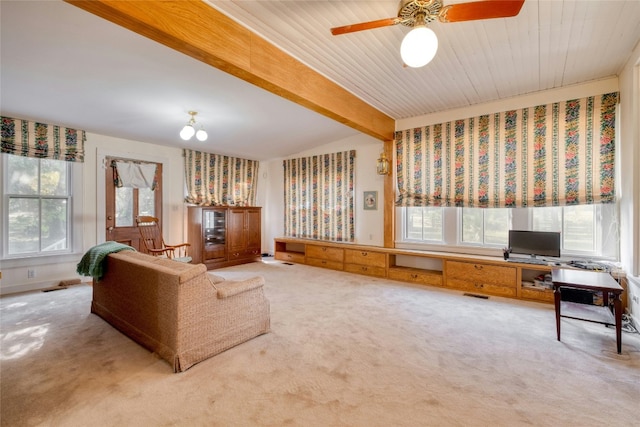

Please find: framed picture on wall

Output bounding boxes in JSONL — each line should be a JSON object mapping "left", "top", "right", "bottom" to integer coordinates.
{"left": 363, "top": 191, "right": 377, "bottom": 210}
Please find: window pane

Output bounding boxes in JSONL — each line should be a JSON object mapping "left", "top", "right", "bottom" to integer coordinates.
{"left": 8, "top": 198, "right": 39, "bottom": 254}
{"left": 40, "top": 159, "right": 68, "bottom": 196}
{"left": 115, "top": 187, "right": 133, "bottom": 226}
{"left": 7, "top": 155, "right": 38, "bottom": 195}
{"left": 563, "top": 205, "right": 595, "bottom": 251}
{"left": 532, "top": 207, "right": 561, "bottom": 231}
{"left": 41, "top": 199, "right": 68, "bottom": 251}
{"left": 138, "top": 187, "right": 155, "bottom": 217}
{"left": 422, "top": 208, "right": 443, "bottom": 241}
{"left": 462, "top": 208, "right": 482, "bottom": 244}
{"left": 406, "top": 207, "right": 442, "bottom": 241}
{"left": 484, "top": 209, "right": 509, "bottom": 245}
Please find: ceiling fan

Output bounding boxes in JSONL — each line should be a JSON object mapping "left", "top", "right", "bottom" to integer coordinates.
{"left": 331, "top": 0, "right": 525, "bottom": 68}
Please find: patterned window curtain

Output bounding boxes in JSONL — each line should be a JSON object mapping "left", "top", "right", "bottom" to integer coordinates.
{"left": 1, "top": 116, "right": 85, "bottom": 162}
{"left": 395, "top": 92, "right": 618, "bottom": 208}
{"left": 183, "top": 149, "right": 258, "bottom": 206}
{"left": 283, "top": 150, "right": 355, "bottom": 242}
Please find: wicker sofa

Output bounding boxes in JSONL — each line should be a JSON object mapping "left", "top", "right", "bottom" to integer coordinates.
{"left": 91, "top": 250, "right": 270, "bottom": 372}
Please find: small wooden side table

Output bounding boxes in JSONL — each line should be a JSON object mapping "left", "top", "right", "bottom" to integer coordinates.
{"left": 551, "top": 269, "right": 624, "bottom": 354}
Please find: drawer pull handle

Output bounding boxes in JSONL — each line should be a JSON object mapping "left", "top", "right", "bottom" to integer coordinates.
{"left": 474, "top": 265, "right": 483, "bottom": 270}
{"left": 411, "top": 274, "right": 418, "bottom": 279}
{"left": 322, "top": 247, "right": 327, "bottom": 251}
{"left": 321, "top": 260, "right": 327, "bottom": 264}
{"left": 362, "top": 267, "right": 368, "bottom": 271}
{"left": 361, "top": 252, "right": 368, "bottom": 256}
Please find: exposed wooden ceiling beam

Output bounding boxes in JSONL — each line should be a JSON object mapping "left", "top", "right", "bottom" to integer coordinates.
{"left": 64, "top": 0, "right": 395, "bottom": 142}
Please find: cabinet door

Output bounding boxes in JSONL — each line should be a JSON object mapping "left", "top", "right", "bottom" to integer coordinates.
{"left": 227, "top": 208, "right": 246, "bottom": 253}
{"left": 245, "top": 208, "right": 261, "bottom": 252}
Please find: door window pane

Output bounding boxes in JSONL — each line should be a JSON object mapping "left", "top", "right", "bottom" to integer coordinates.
{"left": 138, "top": 187, "right": 155, "bottom": 217}
{"left": 115, "top": 187, "right": 133, "bottom": 226}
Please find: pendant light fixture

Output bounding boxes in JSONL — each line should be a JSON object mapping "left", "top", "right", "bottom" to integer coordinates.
{"left": 180, "top": 111, "right": 208, "bottom": 141}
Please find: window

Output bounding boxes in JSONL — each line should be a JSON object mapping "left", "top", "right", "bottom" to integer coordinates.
{"left": 406, "top": 207, "right": 443, "bottom": 242}
{"left": 3, "top": 154, "right": 72, "bottom": 256}
{"left": 398, "top": 204, "right": 618, "bottom": 260}
{"left": 461, "top": 208, "right": 510, "bottom": 246}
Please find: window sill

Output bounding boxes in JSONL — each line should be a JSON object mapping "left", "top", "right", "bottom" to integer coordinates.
{"left": 1, "top": 252, "right": 83, "bottom": 268}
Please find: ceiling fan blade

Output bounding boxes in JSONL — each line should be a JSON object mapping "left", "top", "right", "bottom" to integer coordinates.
{"left": 331, "top": 17, "right": 400, "bottom": 36}
{"left": 439, "top": 0, "right": 525, "bottom": 23}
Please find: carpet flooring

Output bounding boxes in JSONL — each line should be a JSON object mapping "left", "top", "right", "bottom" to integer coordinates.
{"left": 1, "top": 259, "right": 639, "bottom": 426}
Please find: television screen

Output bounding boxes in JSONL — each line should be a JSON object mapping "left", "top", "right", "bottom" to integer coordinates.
{"left": 508, "top": 230, "right": 561, "bottom": 258}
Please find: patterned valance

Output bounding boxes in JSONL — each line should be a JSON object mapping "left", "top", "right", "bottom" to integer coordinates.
{"left": 1, "top": 116, "right": 85, "bottom": 162}
{"left": 283, "top": 150, "right": 355, "bottom": 242}
{"left": 184, "top": 149, "right": 258, "bottom": 206}
{"left": 395, "top": 92, "right": 618, "bottom": 208}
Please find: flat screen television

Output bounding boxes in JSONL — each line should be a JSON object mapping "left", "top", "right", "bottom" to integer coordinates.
{"left": 508, "top": 230, "right": 561, "bottom": 258}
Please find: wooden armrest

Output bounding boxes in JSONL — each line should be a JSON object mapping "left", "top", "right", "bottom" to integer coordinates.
{"left": 166, "top": 243, "right": 190, "bottom": 249}
{"left": 147, "top": 248, "right": 172, "bottom": 256}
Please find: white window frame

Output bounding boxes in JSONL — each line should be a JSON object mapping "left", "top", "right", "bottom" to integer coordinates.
{"left": 396, "top": 204, "right": 619, "bottom": 261}
{"left": 1, "top": 153, "right": 83, "bottom": 263}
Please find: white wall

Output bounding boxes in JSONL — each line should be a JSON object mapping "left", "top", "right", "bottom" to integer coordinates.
{"left": 260, "top": 133, "right": 384, "bottom": 255}
{"left": 0, "top": 133, "right": 186, "bottom": 295}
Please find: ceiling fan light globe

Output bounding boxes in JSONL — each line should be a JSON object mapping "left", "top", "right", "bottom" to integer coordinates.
{"left": 180, "top": 124, "right": 195, "bottom": 140}
{"left": 196, "top": 128, "right": 208, "bottom": 141}
{"left": 401, "top": 26, "right": 438, "bottom": 68}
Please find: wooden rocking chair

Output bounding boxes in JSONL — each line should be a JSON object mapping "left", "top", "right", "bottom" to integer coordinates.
{"left": 136, "top": 216, "right": 192, "bottom": 262}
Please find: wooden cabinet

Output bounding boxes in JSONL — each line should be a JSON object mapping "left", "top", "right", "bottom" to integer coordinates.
{"left": 306, "top": 245, "right": 344, "bottom": 270}
{"left": 387, "top": 266, "right": 443, "bottom": 287}
{"left": 188, "top": 206, "right": 261, "bottom": 269}
{"left": 272, "top": 238, "right": 625, "bottom": 307}
{"left": 445, "top": 260, "right": 517, "bottom": 297}
{"left": 227, "top": 207, "right": 262, "bottom": 263}
{"left": 344, "top": 249, "right": 387, "bottom": 277}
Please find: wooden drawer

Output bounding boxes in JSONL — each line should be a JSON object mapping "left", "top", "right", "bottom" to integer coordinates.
{"left": 344, "top": 249, "right": 386, "bottom": 267}
{"left": 446, "top": 261, "right": 516, "bottom": 286}
{"left": 306, "top": 257, "right": 343, "bottom": 271}
{"left": 521, "top": 287, "right": 554, "bottom": 303}
{"left": 344, "top": 263, "right": 386, "bottom": 278}
{"left": 388, "top": 267, "right": 443, "bottom": 287}
{"left": 275, "top": 252, "right": 305, "bottom": 263}
{"left": 447, "top": 278, "right": 517, "bottom": 298}
{"left": 306, "top": 245, "right": 344, "bottom": 262}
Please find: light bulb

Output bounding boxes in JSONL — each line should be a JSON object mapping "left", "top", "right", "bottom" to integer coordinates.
{"left": 401, "top": 26, "right": 438, "bottom": 68}
{"left": 180, "top": 124, "right": 195, "bottom": 140}
{"left": 196, "top": 128, "right": 208, "bottom": 141}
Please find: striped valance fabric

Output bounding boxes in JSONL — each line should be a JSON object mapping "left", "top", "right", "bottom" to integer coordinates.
{"left": 283, "top": 150, "right": 355, "bottom": 242}
{"left": 1, "top": 116, "right": 85, "bottom": 162}
{"left": 184, "top": 149, "right": 258, "bottom": 206}
{"left": 395, "top": 92, "right": 618, "bottom": 208}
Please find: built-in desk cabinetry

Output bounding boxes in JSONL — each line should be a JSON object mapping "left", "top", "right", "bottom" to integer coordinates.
{"left": 274, "top": 237, "right": 625, "bottom": 307}
{"left": 445, "top": 260, "right": 517, "bottom": 298}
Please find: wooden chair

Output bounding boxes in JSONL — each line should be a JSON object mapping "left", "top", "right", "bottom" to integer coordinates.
{"left": 136, "top": 216, "right": 192, "bottom": 262}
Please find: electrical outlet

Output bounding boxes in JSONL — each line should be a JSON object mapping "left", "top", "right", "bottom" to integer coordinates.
{"left": 27, "top": 269, "right": 36, "bottom": 279}
{"left": 632, "top": 295, "right": 639, "bottom": 304}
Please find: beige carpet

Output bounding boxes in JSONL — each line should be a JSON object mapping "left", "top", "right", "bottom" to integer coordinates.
{"left": 1, "top": 259, "right": 639, "bottom": 427}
